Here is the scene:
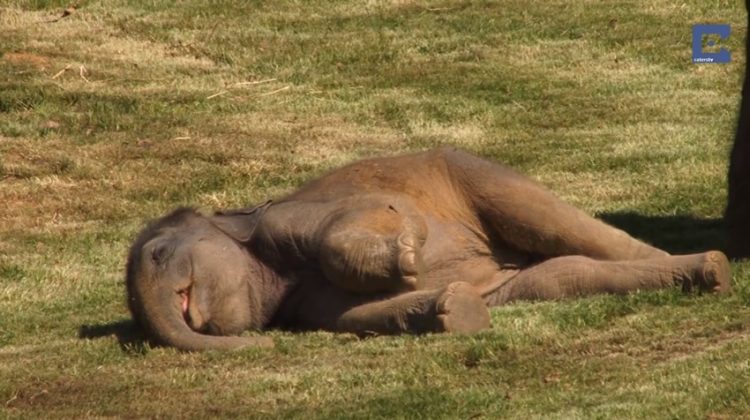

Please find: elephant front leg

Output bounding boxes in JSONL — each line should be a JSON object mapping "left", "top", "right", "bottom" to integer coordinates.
{"left": 333, "top": 282, "right": 491, "bottom": 335}
{"left": 319, "top": 205, "right": 428, "bottom": 294}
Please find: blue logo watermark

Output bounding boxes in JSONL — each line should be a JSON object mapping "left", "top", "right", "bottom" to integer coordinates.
{"left": 692, "top": 24, "right": 731, "bottom": 63}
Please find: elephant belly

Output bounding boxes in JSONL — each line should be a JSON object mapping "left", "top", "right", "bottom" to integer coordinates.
{"left": 419, "top": 216, "right": 502, "bottom": 289}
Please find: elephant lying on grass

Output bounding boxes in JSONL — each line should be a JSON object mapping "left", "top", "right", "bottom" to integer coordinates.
{"left": 126, "top": 148, "right": 731, "bottom": 351}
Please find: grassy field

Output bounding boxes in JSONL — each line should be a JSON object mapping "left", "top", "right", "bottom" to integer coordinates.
{"left": 1, "top": 0, "right": 749, "bottom": 418}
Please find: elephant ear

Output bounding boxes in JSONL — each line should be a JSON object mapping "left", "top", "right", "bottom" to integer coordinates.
{"left": 209, "top": 200, "right": 273, "bottom": 242}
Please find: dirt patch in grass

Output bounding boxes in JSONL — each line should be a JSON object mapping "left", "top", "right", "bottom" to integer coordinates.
{"left": 2, "top": 52, "right": 51, "bottom": 71}
{"left": 567, "top": 322, "right": 750, "bottom": 365}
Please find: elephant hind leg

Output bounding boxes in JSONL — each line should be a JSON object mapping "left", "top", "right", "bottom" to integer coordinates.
{"left": 440, "top": 148, "right": 666, "bottom": 260}
{"left": 480, "top": 251, "right": 731, "bottom": 305}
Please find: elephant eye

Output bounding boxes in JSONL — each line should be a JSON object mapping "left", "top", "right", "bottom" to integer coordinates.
{"left": 151, "top": 243, "right": 173, "bottom": 265}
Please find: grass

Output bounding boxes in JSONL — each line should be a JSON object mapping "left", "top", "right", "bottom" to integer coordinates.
{"left": 1, "top": 0, "right": 748, "bottom": 417}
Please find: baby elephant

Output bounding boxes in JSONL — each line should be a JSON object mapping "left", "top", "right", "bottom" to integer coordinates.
{"left": 126, "top": 147, "right": 731, "bottom": 351}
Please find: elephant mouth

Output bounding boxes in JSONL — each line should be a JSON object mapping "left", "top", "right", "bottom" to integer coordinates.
{"left": 179, "top": 289, "right": 190, "bottom": 322}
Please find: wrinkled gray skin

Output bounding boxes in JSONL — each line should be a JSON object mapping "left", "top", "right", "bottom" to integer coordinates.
{"left": 126, "top": 148, "right": 732, "bottom": 351}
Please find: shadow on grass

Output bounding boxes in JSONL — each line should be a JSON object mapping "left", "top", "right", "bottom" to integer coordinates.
{"left": 599, "top": 212, "right": 725, "bottom": 255}
{"left": 78, "top": 319, "right": 150, "bottom": 354}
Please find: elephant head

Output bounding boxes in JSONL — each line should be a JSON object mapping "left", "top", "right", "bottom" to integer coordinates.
{"left": 125, "top": 204, "right": 274, "bottom": 351}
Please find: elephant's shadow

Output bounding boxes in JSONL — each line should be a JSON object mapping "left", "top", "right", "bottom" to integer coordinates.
{"left": 599, "top": 212, "right": 725, "bottom": 255}
{"left": 78, "top": 319, "right": 150, "bottom": 353}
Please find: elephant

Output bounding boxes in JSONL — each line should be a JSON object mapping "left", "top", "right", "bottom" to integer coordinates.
{"left": 725, "top": 0, "right": 750, "bottom": 259}
{"left": 126, "top": 147, "right": 732, "bottom": 351}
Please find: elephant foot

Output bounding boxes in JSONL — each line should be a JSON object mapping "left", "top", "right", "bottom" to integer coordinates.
{"left": 694, "top": 251, "right": 732, "bottom": 293}
{"left": 397, "top": 232, "right": 424, "bottom": 290}
{"left": 435, "top": 282, "right": 491, "bottom": 333}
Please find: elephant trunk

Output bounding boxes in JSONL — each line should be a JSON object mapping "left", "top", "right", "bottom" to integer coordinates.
{"left": 137, "top": 284, "right": 272, "bottom": 351}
